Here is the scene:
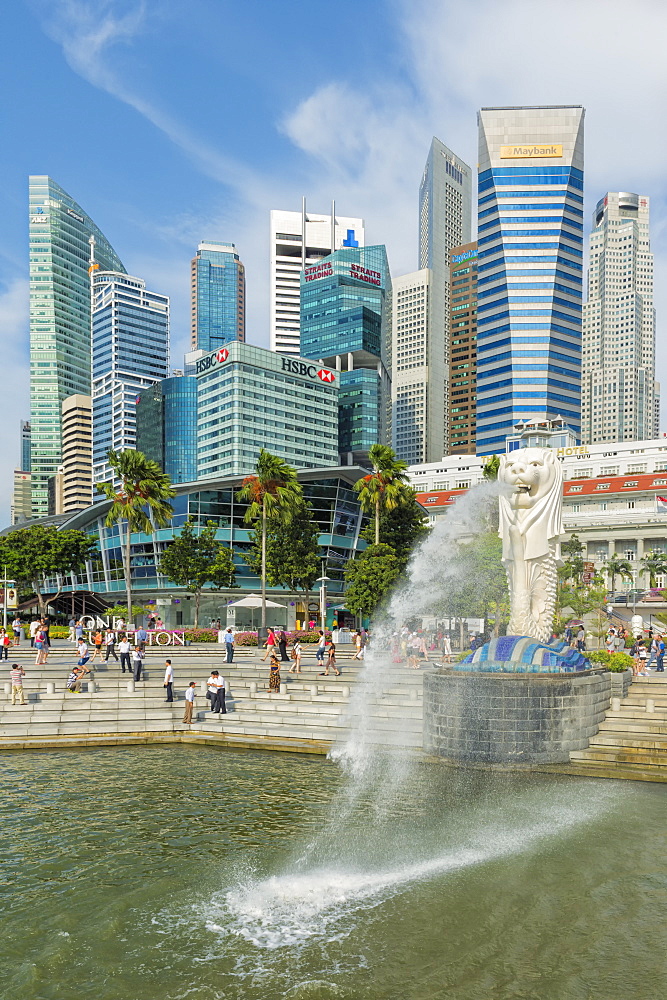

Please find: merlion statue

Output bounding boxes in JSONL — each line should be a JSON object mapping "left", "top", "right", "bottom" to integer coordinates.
{"left": 498, "top": 448, "right": 563, "bottom": 644}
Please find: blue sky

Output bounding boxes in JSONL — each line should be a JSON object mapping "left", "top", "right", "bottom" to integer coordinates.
{"left": 1, "top": 0, "right": 667, "bottom": 523}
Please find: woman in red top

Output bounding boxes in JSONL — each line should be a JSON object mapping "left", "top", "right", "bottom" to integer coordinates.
{"left": 261, "top": 628, "right": 276, "bottom": 662}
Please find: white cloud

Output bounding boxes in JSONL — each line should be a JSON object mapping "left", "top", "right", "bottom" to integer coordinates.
{"left": 0, "top": 280, "right": 30, "bottom": 526}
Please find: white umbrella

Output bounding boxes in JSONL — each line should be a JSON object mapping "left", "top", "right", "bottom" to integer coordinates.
{"left": 227, "top": 594, "right": 286, "bottom": 609}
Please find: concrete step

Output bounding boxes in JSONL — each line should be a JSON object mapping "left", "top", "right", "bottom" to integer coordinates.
{"left": 589, "top": 733, "right": 667, "bottom": 749}
{"left": 570, "top": 747, "right": 667, "bottom": 767}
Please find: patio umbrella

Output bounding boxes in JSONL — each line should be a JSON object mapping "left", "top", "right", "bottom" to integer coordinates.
{"left": 226, "top": 594, "right": 287, "bottom": 632}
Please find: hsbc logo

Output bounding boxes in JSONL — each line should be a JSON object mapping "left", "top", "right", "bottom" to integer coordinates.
{"left": 216, "top": 348, "right": 229, "bottom": 363}
{"left": 281, "top": 358, "right": 336, "bottom": 385}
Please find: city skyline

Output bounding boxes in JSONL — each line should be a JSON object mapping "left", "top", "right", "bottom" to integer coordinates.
{"left": 3, "top": 1, "right": 667, "bottom": 522}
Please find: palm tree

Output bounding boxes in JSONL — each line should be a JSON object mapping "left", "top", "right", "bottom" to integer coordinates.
{"left": 604, "top": 554, "right": 633, "bottom": 593}
{"left": 354, "top": 444, "right": 409, "bottom": 545}
{"left": 640, "top": 549, "right": 667, "bottom": 589}
{"left": 97, "top": 450, "right": 176, "bottom": 624}
{"left": 236, "top": 450, "right": 302, "bottom": 634}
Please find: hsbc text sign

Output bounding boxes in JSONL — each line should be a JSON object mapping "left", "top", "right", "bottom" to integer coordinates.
{"left": 195, "top": 346, "right": 335, "bottom": 386}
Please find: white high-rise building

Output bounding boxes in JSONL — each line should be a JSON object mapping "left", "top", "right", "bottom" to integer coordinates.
{"left": 269, "top": 202, "right": 364, "bottom": 356}
{"left": 392, "top": 269, "right": 439, "bottom": 465}
{"left": 417, "top": 138, "right": 472, "bottom": 455}
{"left": 582, "top": 192, "right": 656, "bottom": 443}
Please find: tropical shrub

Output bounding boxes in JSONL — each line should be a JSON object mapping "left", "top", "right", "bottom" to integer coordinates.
{"left": 584, "top": 650, "right": 633, "bottom": 672}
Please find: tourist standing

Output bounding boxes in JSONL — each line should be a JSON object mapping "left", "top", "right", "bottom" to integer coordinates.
{"left": 207, "top": 670, "right": 225, "bottom": 713}
{"left": 352, "top": 631, "right": 363, "bottom": 660}
{"left": 0, "top": 630, "right": 9, "bottom": 661}
{"left": 316, "top": 630, "right": 327, "bottom": 668}
{"left": 34, "top": 624, "right": 48, "bottom": 665}
{"left": 90, "top": 630, "right": 104, "bottom": 662}
{"left": 224, "top": 627, "right": 235, "bottom": 663}
{"left": 105, "top": 629, "right": 119, "bottom": 662}
{"left": 164, "top": 659, "right": 174, "bottom": 702}
{"left": 12, "top": 616, "right": 22, "bottom": 647}
{"left": 278, "top": 630, "right": 289, "bottom": 662}
{"left": 261, "top": 627, "right": 276, "bottom": 662}
{"left": 68, "top": 617, "right": 76, "bottom": 642}
{"left": 657, "top": 636, "right": 666, "bottom": 673}
{"left": 320, "top": 642, "right": 340, "bottom": 676}
{"left": 576, "top": 626, "right": 586, "bottom": 652}
{"left": 75, "top": 620, "right": 84, "bottom": 643}
{"left": 118, "top": 634, "right": 131, "bottom": 674}
{"left": 268, "top": 652, "right": 281, "bottom": 692}
{"left": 29, "top": 618, "right": 40, "bottom": 648}
{"left": 136, "top": 625, "right": 148, "bottom": 652}
{"left": 77, "top": 637, "right": 90, "bottom": 666}
{"left": 183, "top": 681, "right": 196, "bottom": 724}
{"left": 132, "top": 646, "right": 145, "bottom": 681}
{"left": 440, "top": 634, "right": 452, "bottom": 664}
{"left": 9, "top": 663, "right": 26, "bottom": 705}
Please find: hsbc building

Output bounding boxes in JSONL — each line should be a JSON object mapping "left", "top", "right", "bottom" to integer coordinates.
{"left": 195, "top": 340, "right": 340, "bottom": 478}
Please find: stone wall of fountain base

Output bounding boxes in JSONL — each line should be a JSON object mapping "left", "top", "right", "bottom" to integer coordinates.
{"left": 423, "top": 669, "right": 612, "bottom": 765}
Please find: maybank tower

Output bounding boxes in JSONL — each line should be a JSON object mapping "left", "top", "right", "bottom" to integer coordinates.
{"left": 475, "top": 106, "right": 585, "bottom": 454}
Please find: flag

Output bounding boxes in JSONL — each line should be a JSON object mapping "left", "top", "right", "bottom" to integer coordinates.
{"left": 657, "top": 496, "right": 667, "bottom": 511}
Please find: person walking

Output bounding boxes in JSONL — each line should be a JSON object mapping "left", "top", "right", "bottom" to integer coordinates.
{"left": 132, "top": 646, "right": 145, "bottom": 681}
{"left": 9, "top": 663, "right": 26, "bottom": 705}
{"left": 320, "top": 642, "right": 340, "bottom": 676}
{"left": 104, "top": 629, "right": 119, "bottom": 662}
{"left": 164, "top": 659, "right": 174, "bottom": 702}
{"left": 118, "top": 634, "right": 131, "bottom": 674}
{"left": 135, "top": 625, "right": 148, "bottom": 653}
{"left": 77, "top": 637, "right": 90, "bottom": 667}
{"left": 278, "top": 630, "right": 289, "bottom": 662}
{"left": 12, "top": 616, "right": 22, "bottom": 647}
{"left": 224, "top": 628, "right": 235, "bottom": 663}
{"left": 182, "top": 681, "right": 196, "bottom": 724}
{"left": 656, "top": 635, "right": 666, "bottom": 673}
{"left": 74, "top": 619, "right": 84, "bottom": 643}
{"left": 268, "top": 652, "right": 281, "bottom": 692}
{"left": 289, "top": 639, "right": 302, "bottom": 674}
{"left": 90, "top": 629, "right": 104, "bottom": 663}
{"left": 0, "top": 630, "right": 9, "bottom": 661}
{"left": 67, "top": 617, "right": 76, "bottom": 642}
{"left": 261, "top": 627, "right": 276, "bottom": 662}
{"left": 207, "top": 670, "right": 226, "bottom": 713}
{"left": 29, "top": 618, "right": 40, "bottom": 649}
{"left": 352, "top": 631, "right": 363, "bottom": 661}
{"left": 34, "top": 624, "right": 48, "bottom": 665}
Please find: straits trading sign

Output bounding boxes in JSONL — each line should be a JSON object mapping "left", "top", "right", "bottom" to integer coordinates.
{"left": 500, "top": 144, "right": 563, "bottom": 158}
{"left": 304, "top": 262, "right": 382, "bottom": 286}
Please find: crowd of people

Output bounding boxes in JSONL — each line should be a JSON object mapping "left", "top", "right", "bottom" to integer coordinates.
{"left": 604, "top": 625, "right": 666, "bottom": 677}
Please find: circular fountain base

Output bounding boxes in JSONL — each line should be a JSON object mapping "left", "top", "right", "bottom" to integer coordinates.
{"left": 423, "top": 668, "right": 612, "bottom": 765}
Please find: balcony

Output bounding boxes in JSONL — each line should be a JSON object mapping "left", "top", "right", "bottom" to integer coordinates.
{"left": 563, "top": 509, "right": 667, "bottom": 529}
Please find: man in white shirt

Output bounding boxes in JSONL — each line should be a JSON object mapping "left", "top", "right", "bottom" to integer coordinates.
{"left": 164, "top": 659, "right": 174, "bottom": 702}
{"left": 29, "top": 619, "right": 40, "bottom": 649}
{"left": 183, "top": 681, "right": 196, "bottom": 724}
{"left": 207, "top": 670, "right": 226, "bottom": 713}
{"left": 118, "top": 636, "right": 131, "bottom": 674}
{"left": 77, "top": 638, "right": 89, "bottom": 666}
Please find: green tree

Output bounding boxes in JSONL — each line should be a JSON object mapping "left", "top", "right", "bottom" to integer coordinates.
{"left": 604, "top": 554, "right": 633, "bottom": 593}
{"left": 360, "top": 485, "right": 430, "bottom": 569}
{"left": 0, "top": 525, "right": 97, "bottom": 616}
{"left": 244, "top": 498, "right": 321, "bottom": 611}
{"left": 560, "top": 533, "right": 585, "bottom": 585}
{"left": 159, "top": 519, "right": 236, "bottom": 626}
{"left": 482, "top": 454, "right": 500, "bottom": 481}
{"left": 343, "top": 543, "right": 401, "bottom": 618}
{"left": 640, "top": 549, "right": 667, "bottom": 588}
{"left": 354, "top": 444, "right": 409, "bottom": 546}
{"left": 96, "top": 449, "right": 176, "bottom": 624}
{"left": 236, "top": 449, "right": 302, "bottom": 632}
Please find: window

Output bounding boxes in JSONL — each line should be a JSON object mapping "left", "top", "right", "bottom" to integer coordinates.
{"left": 571, "top": 503, "right": 580, "bottom": 513}
{"left": 625, "top": 548, "right": 635, "bottom": 560}
{"left": 599, "top": 502, "right": 607, "bottom": 511}
{"left": 627, "top": 500, "right": 635, "bottom": 509}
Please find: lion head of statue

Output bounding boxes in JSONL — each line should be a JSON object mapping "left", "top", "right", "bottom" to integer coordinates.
{"left": 498, "top": 448, "right": 561, "bottom": 511}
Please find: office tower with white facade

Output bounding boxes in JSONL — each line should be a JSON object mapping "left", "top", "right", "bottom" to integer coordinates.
{"left": 270, "top": 202, "right": 364, "bottom": 356}
{"left": 190, "top": 241, "right": 245, "bottom": 352}
{"left": 418, "top": 138, "right": 472, "bottom": 454}
{"left": 61, "top": 394, "right": 92, "bottom": 512}
{"left": 392, "top": 269, "right": 435, "bottom": 465}
{"left": 29, "top": 176, "right": 125, "bottom": 516}
{"left": 582, "top": 192, "right": 656, "bottom": 443}
{"left": 91, "top": 271, "right": 169, "bottom": 485}
{"left": 476, "top": 107, "right": 585, "bottom": 454}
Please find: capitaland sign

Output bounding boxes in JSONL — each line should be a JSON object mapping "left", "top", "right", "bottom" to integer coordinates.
{"left": 500, "top": 144, "right": 563, "bottom": 158}
{"left": 452, "top": 249, "right": 477, "bottom": 265}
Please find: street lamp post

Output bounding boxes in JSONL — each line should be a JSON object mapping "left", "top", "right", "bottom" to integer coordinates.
{"left": 315, "top": 573, "right": 330, "bottom": 635}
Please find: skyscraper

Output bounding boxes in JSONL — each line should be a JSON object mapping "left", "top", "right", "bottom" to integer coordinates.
{"left": 582, "top": 192, "right": 656, "bottom": 443}
{"left": 448, "top": 242, "right": 478, "bottom": 454}
{"left": 418, "top": 138, "right": 472, "bottom": 453}
{"left": 29, "top": 176, "right": 125, "bottom": 516}
{"left": 190, "top": 241, "right": 245, "bottom": 352}
{"left": 300, "top": 245, "right": 391, "bottom": 462}
{"left": 475, "top": 107, "right": 585, "bottom": 454}
{"left": 20, "top": 421, "right": 31, "bottom": 473}
{"left": 270, "top": 202, "right": 364, "bottom": 356}
{"left": 91, "top": 272, "right": 169, "bottom": 485}
{"left": 136, "top": 376, "right": 198, "bottom": 484}
{"left": 391, "top": 269, "right": 434, "bottom": 465}
{"left": 61, "top": 394, "right": 92, "bottom": 512}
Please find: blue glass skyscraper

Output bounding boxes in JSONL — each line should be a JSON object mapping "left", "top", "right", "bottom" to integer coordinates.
{"left": 300, "top": 245, "right": 391, "bottom": 461}
{"left": 91, "top": 272, "right": 169, "bottom": 484}
{"left": 190, "top": 241, "right": 245, "bottom": 352}
{"left": 136, "top": 376, "right": 198, "bottom": 484}
{"left": 475, "top": 106, "right": 585, "bottom": 454}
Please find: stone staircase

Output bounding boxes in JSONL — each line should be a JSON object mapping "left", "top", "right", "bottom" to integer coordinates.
{"left": 0, "top": 649, "right": 426, "bottom": 753}
{"left": 566, "top": 674, "right": 667, "bottom": 781}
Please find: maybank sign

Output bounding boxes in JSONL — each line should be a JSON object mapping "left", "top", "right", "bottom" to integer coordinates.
{"left": 500, "top": 144, "right": 563, "bottom": 159}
